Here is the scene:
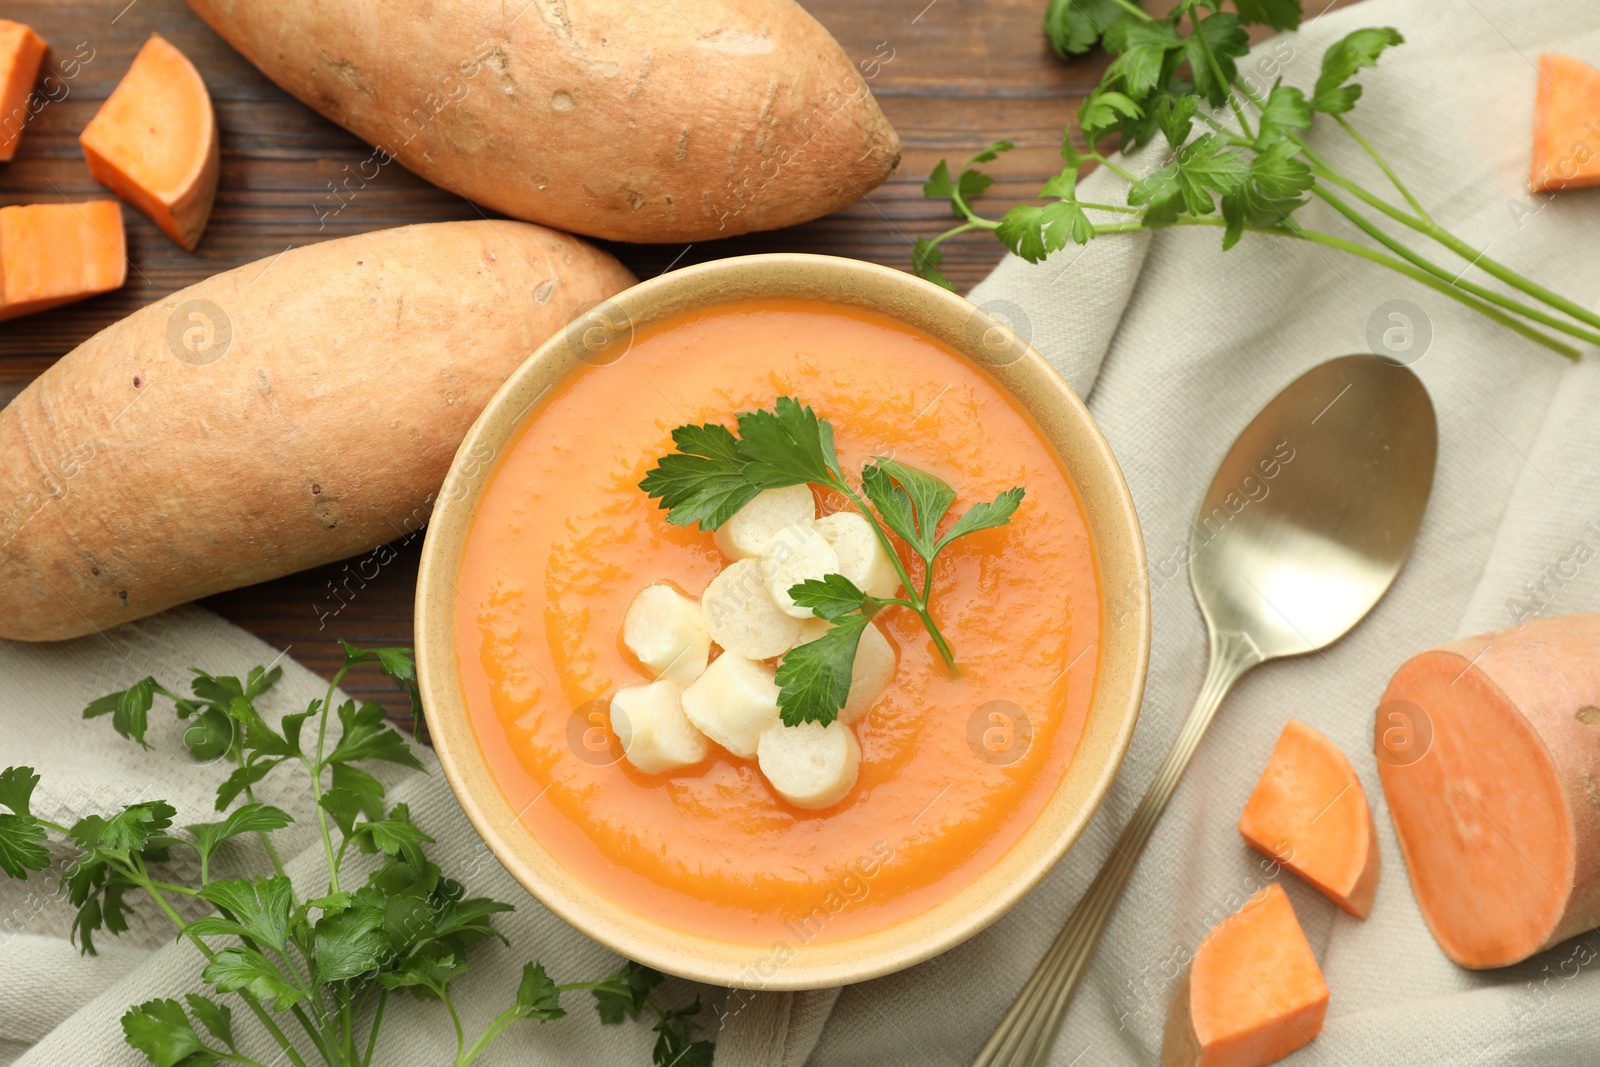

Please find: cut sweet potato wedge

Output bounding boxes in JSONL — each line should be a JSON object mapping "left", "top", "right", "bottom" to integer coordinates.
{"left": 0, "top": 20, "right": 47, "bottom": 161}
{"left": 1238, "top": 719, "right": 1380, "bottom": 918}
{"left": 1377, "top": 613, "right": 1600, "bottom": 968}
{"left": 1163, "top": 884, "right": 1328, "bottom": 1067}
{"left": 79, "top": 33, "right": 218, "bottom": 250}
{"left": 1530, "top": 54, "right": 1600, "bottom": 193}
{"left": 0, "top": 200, "right": 126, "bottom": 321}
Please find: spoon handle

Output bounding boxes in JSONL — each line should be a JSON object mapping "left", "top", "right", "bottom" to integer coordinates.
{"left": 970, "top": 629, "right": 1263, "bottom": 1067}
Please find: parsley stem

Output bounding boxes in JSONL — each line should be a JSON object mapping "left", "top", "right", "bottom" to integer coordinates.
{"left": 1332, "top": 114, "right": 1434, "bottom": 224}
{"left": 1310, "top": 184, "right": 1600, "bottom": 347}
{"left": 1090, "top": 153, "right": 1139, "bottom": 184}
{"left": 311, "top": 661, "right": 359, "bottom": 896}
{"left": 361, "top": 989, "right": 387, "bottom": 1067}
{"left": 1096, "top": 215, "right": 1580, "bottom": 358}
{"left": 442, "top": 987, "right": 466, "bottom": 1061}
{"left": 1298, "top": 144, "right": 1600, "bottom": 335}
{"left": 1110, "top": 0, "right": 1152, "bottom": 20}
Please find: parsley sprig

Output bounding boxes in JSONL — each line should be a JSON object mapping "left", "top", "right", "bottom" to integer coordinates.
{"left": 917, "top": 0, "right": 1600, "bottom": 360}
{"left": 0, "top": 643, "right": 710, "bottom": 1067}
{"left": 641, "top": 397, "right": 1024, "bottom": 726}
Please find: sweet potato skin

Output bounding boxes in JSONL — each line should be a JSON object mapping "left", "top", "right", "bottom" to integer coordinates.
{"left": 1378, "top": 613, "right": 1600, "bottom": 968}
{"left": 182, "top": 0, "right": 900, "bottom": 243}
{"left": 0, "top": 220, "right": 635, "bottom": 641}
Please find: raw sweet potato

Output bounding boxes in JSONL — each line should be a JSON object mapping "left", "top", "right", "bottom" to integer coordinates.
{"left": 1163, "top": 884, "right": 1329, "bottom": 1067}
{"left": 1529, "top": 54, "right": 1600, "bottom": 194}
{"left": 0, "top": 200, "right": 127, "bottom": 321}
{"left": 182, "top": 0, "right": 900, "bottom": 243}
{"left": 80, "top": 34, "right": 220, "bottom": 251}
{"left": 0, "top": 19, "right": 47, "bottom": 161}
{"left": 0, "top": 220, "right": 634, "bottom": 641}
{"left": 1238, "top": 719, "right": 1380, "bottom": 918}
{"left": 1377, "top": 613, "right": 1600, "bottom": 968}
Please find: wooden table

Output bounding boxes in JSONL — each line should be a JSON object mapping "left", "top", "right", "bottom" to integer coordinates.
{"left": 0, "top": 0, "right": 1341, "bottom": 712}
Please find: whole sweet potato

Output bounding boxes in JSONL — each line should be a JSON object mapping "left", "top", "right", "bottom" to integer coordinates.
{"left": 183, "top": 0, "right": 900, "bottom": 243}
{"left": 0, "top": 221, "right": 634, "bottom": 641}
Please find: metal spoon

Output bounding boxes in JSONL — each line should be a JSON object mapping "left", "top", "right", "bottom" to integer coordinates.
{"left": 972, "top": 354, "right": 1437, "bottom": 1067}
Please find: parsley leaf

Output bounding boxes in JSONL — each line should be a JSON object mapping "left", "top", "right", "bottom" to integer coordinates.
{"left": 736, "top": 397, "right": 841, "bottom": 486}
{"left": 936, "top": 488, "right": 1027, "bottom": 552}
{"left": 0, "top": 766, "right": 48, "bottom": 880}
{"left": 1078, "top": 87, "right": 1143, "bottom": 144}
{"left": 185, "top": 804, "right": 294, "bottom": 869}
{"left": 328, "top": 699, "right": 424, "bottom": 770}
{"left": 912, "top": 236, "right": 955, "bottom": 291}
{"left": 1234, "top": 0, "right": 1301, "bottom": 30}
{"left": 593, "top": 960, "right": 665, "bottom": 1024}
{"left": 774, "top": 613, "right": 872, "bottom": 726}
{"left": 192, "top": 876, "right": 294, "bottom": 953}
{"left": 640, "top": 422, "right": 762, "bottom": 531}
{"left": 120, "top": 998, "right": 219, "bottom": 1067}
{"left": 202, "top": 947, "right": 306, "bottom": 1012}
{"left": 788, "top": 574, "right": 877, "bottom": 621}
{"left": 1254, "top": 82, "right": 1312, "bottom": 149}
{"left": 1184, "top": 11, "right": 1249, "bottom": 108}
{"left": 1045, "top": 0, "right": 1141, "bottom": 57}
{"left": 514, "top": 962, "right": 567, "bottom": 1021}
{"left": 1312, "top": 27, "right": 1405, "bottom": 115}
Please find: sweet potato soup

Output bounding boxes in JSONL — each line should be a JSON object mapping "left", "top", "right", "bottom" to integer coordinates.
{"left": 453, "top": 297, "right": 1101, "bottom": 945}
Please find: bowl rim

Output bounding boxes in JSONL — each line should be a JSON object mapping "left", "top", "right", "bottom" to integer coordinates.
{"left": 415, "top": 252, "right": 1150, "bottom": 990}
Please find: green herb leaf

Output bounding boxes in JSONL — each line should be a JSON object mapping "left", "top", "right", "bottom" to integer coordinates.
{"left": 864, "top": 459, "right": 956, "bottom": 557}
{"left": 653, "top": 998, "right": 714, "bottom": 1067}
{"left": 787, "top": 574, "right": 876, "bottom": 622}
{"left": 1184, "top": 11, "right": 1250, "bottom": 108}
{"left": 329, "top": 700, "right": 425, "bottom": 770}
{"left": 331, "top": 762, "right": 387, "bottom": 822}
{"left": 736, "top": 397, "right": 841, "bottom": 487}
{"left": 194, "top": 876, "right": 294, "bottom": 953}
{"left": 215, "top": 758, "right": 284, "bottom": 812}
{"left": 1254, "top": 82, "right": 1312, "bottom": 148}
{"left": 1233, "top": 0, "right": 1300, "bottom": 29}
{"left": 202, "top": 947, "right": 306, "bottom": 1012}
{"left": 1311, "top": 27, "right": 1404, "bottom": 115}
{"left": 0, "top": 766, "right": 40, "bottom": 817}
{"left": 1154, "top": 94, "right": 1199, "bottom": 150}
{"left": 935, "top": 488, "right": 1026, "bottom": 554}
{"left": 121, "top": 999, "right": 218, "bottom": 1067}
{"left": 1103, "top": 18, "right": 1185, "bottom": 100}
{"left": 184, "top": 994, "right": 235, "bottom": 1050}
{"left": 593, "top": 960, "right": 664, "bottom": 1024}
{"left": 639, "top": 422, "right": 763, "bottom": 532}
{"left": 84, "top": 677, "right": 158, "bottom": 748}
{"left": 774, "top": 612, "right": 871, "bottom": 726}
{"left": 0, "top": 811, "right": 48, "bottom": 880}
{"left": 1078, "top": 87, "right": 1143, "bottom": 144}
{"left": 969, "top": 140, "right": 1015, "bottom": 164}
{"left": 515, "top": 962, "right": 567, "bottom": 1021}
{"left": 351, "top": 803, "right": 434, "bottom": 867}
{"left": 922, "top": 159, "right": 954, "bottom": 199}
{"left": 911, "top": 236, "right": 955, "bottom": 291}
{"left": 73, "top": 802, "right": 176, "bottom": 855}
{"left": 312, "top": 903, "right": 389, "bottom": 984}
{"left": 185, "top": 804, "right": 293, "bottom": 867}
{"left": 1045, "top": 0, "right": 1140, "bottom": 57}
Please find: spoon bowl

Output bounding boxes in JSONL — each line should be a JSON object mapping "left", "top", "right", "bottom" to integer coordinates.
{"left": 1192, "top": 354, "right": 1438, "bottom": 660}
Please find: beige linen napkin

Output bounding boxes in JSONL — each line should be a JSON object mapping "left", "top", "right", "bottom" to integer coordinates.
{"left": 7, "top": 0, "right": 1600, "bottom": 1062}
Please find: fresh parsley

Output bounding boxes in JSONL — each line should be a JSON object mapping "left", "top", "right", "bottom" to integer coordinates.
{"left": 1, "top": 643, "right": 712, "bottom": 1067}
{"left": 920, "top": 0, "right": 1600, "bottom": 360}
{"left": 642, "top": 397, "right": 1025, "bottom": 726}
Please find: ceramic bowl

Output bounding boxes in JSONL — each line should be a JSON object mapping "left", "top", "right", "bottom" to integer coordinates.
{"left": 415, "top": 253, "right": 1149, "bottom": 989}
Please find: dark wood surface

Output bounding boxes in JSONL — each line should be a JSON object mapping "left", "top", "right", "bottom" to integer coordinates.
{"left": 0, "top": 0, "right": 1346, "bottom": 713}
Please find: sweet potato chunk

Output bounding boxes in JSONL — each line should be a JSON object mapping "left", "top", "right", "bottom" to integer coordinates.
{"left": 1529, "top": 54, "right": 1600, "bottom": 193}
{"left": 0, "top": 201, "right": 126, "bottom": 321}
{"left": 1163, "top": 884, "right": 1328, "bottom": 1067}
{"left": 79, "top": 33, "right": 219, "bottom": 250}
{"left": 0, "top": 20, "right": 47, "bottom": 161}
{"left": 1377, "top": 613, "right": 1600, "bottom": 968}
{"left": 1238, "top": 720, "right": 1380, "bottom": 918}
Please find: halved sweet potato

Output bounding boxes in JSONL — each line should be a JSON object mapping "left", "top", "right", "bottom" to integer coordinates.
{"left": 0, "top": 19, "right": 47, "bottom": 161}
{"left": 1163, "top": 884, "right": 1328, "bottom": 1067}
{"left": 1529, "top": 54, "right": 1600, "bottom": 193}
{"left": 1377, "top": 613, "right": 1600, "bottom": 968}
{"left": 79, "top": 34, "right": 219, "bottom": 250}
{"left": 0, "top": 201, "right": 126, "bottom": 321}
{"left": 1238, "top": 719, "right": 1380, "bottom": 918}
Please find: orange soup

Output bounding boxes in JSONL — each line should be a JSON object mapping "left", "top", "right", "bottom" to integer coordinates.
{"left": 453, "top": 297, "right": 1101, "bottom": 945}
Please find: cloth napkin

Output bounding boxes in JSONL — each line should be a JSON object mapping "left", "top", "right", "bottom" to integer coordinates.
{"left": 7, "top": 0, "right": 1600, "bottom": 1062}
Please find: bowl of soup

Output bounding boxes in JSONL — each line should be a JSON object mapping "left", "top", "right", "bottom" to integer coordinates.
{"left": 415, "top": 254, "right": 1149, "bottom": 989}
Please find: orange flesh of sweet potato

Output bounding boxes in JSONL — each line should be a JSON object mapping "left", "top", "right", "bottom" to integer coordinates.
{"left": 79, "top": 33, "right": 219, "bottom": 250}
{"left": 1529, "top": 54, "right": 1600, "bottom": 193}
{"left": 1163, "top": 884, "right": 1328, "bottom": 1067}
{"left": 1377, "top": 613, "right": 1600, "bottom": 968}
{"left": 0, "top": 201, "right": 126, "bottom": 321}
{"left": 0, "top": 20, "right": 48, "bottom": 161}
{"left": 1238, "top": 719, "right": 1380, "bottom": 918}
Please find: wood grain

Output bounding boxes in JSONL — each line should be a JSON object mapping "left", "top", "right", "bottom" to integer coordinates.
{"left": 0, "top": 0, "right": 1351, "bottom": 713}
